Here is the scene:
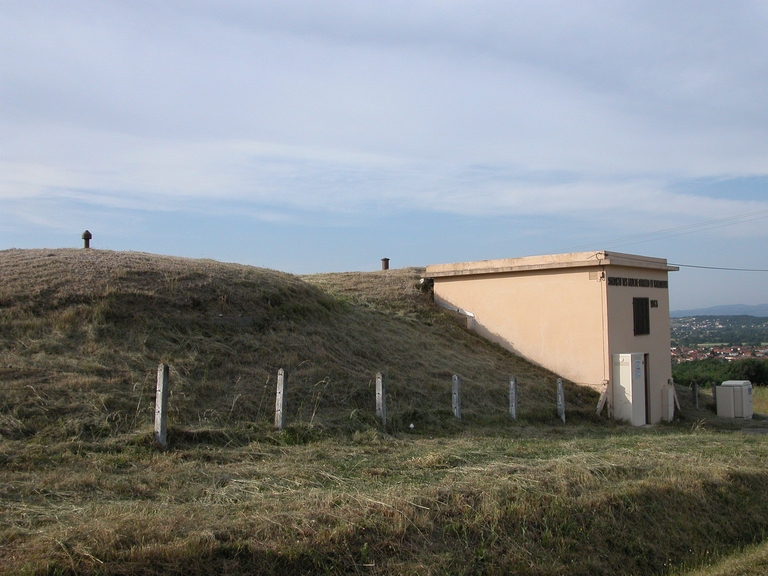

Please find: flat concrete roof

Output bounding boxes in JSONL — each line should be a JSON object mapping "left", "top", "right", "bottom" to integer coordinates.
{"left": 425, "top": 251, "right": 679, "bottom": 278}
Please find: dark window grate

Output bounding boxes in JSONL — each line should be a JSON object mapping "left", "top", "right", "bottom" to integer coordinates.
{"left": 633, "top": 297, "right": 650, "bottom": 335}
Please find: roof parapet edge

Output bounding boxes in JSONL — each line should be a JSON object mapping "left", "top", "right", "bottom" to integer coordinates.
{"left": 426, "top": 250, "right": 677, "bottom": 278}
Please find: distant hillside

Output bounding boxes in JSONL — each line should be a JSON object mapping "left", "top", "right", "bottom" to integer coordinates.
{"left": 0, "top": 249, "right": 597, "bottom": 440}
{"left": 671, "top": 303, "right": 768, "bottom": 318}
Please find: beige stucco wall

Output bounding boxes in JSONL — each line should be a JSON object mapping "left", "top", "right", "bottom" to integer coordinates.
{"left": 432, "top": 267, "right": 609, "bottom": 389}
{"left": 428, "top": 251, "right": 676, "bottom": 424}
{"left": 605, "top": 265, "right": 673, "bottom": 424}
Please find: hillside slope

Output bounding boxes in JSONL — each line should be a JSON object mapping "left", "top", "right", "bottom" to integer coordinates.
{"left": 0, "top": 249, "right": 597, "bottom": 440}
{"left": 4, "top": 250, "right": 768, "bottom": 576}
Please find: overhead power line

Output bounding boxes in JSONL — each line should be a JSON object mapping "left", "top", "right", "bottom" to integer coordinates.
{"left": 670, "top": 263, "right": 768, "bottom": 272}
{"left": 559, "top": 208, "right": 768, "bottom": 253}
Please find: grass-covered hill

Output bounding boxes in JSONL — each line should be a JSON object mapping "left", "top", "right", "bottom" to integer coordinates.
{"left": 0, "top": 248, "right": 595, "bottom": 440}
{"left": 3, "top": 248, "right": 768, "bottom": 576}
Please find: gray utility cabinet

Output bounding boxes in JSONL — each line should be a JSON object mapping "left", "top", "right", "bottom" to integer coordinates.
{"left": 716, "top": 380, "right": 753, "bottom": 419}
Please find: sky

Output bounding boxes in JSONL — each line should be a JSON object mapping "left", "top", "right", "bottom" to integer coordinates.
{"left": 1, "top": 1, "right": 767, "bottom": 310}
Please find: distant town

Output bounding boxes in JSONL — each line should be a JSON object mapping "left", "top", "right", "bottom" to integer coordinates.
{"left": 672, "top": 344, "right": 768, "bottom": 363}
{"left": 671, "top": 315, "right": 768, "bottom": 364}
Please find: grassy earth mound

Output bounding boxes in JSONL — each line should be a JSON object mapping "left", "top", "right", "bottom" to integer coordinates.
{"left": 0, "top": 248, "right": 593, "bottom": 441}
{"left": 2, "top": 249, "right": 768, "bottom": 575}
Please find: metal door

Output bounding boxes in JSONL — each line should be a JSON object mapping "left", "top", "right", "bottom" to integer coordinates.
{"left": 613, "top": 353, "right": 646, "bottom": 426}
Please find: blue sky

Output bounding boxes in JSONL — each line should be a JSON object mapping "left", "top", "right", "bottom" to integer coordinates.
{"left": 1, "top": 1, "right": 767, "bottom": 310}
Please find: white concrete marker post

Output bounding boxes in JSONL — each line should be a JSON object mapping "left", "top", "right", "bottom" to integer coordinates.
{"left": 557, "top": 378, "right": 566, "bottom": 423}
{"left": 672, "top": 384, "right": 681, "bottom": 412}
{"left": 663, "top": 381, "right": 675, "bottom": 422}
{"left": 509, "top": 376, "right": 517, "bottom": 420}
{"left": 375, "top": 372, "right": 387, "bottom": 427}
{"left": 452, "top": 374, "right": 462, "bottom": 419}
{"left": 692, "top": 380, "right": 700, "bottom": 409}
{"left": 154, "top": 363, "right": 170, "bottom": 449}
{"left": 275, "top": 368, "right": 286, "bottom": 430}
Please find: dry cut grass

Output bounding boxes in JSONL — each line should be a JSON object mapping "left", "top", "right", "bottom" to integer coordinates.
{"left": 2, "top": 426, "right": 768, "bottom": 575}
{"left": 678, "top": 540, "right": 768, "bottom": 576}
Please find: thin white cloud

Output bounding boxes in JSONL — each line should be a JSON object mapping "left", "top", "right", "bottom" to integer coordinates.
{"left": 1, "top": 2, "right": 767, "bottom": 246}
{"left": 3, "top": 129, "right": 766, "bottom": 234}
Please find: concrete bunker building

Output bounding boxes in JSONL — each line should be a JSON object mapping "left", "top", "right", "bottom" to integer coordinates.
{"left": 425, "top": 251, "right": 678, "bottom": 425}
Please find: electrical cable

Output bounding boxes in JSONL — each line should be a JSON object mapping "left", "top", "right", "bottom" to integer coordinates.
{"left": 669, "top": 263, "right": 768, "bottom": 272}
{"left": 558, "top": 208, "right": 768, "bottom": 253}
{"left": 554, "top": 208, "right": 768, "bottom": 273}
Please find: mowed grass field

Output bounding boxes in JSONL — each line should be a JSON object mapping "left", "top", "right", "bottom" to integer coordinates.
{"left": 2, "top": 248, "right": 768, "bottom": 575}
{"left": 4, "top": 424, "right": 768, "bottom": 575}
